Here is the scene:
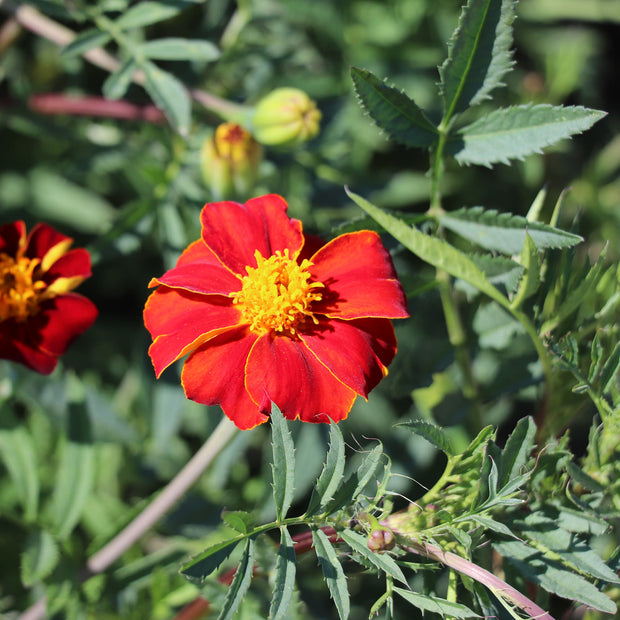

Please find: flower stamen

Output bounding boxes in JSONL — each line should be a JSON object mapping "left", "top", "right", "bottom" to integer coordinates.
{"left": 232, "top": 249, "right": 323, "bottom": 336}
{"left": 0, "top": 253, "right": 47, "bottom": 321}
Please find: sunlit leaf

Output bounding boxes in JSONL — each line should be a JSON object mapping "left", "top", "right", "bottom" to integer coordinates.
{"left": 270, "top": 402, "right": 295, "bottom": 521}
{"left": 115, "top": 1, "right": 195, "bottom": 30}
{"left": 139, "top": 38, "right": 220, "bottom": 61}
{"left": 398, "top": 419, "right": 455, "bottom": 456}
{"left": 511, "top": 233, "right": 541, "bottom": 309}
{"left": 394, "top": 587, "right": 481, "bottom": 617}
{"left": 61, "top": 29, "right": 112, "bottom": 57}
{"left": 449, "top": 104, "right": 606, "bottom": 166}
{"left": 440, "top": 207, "right": 583, "bottom": 255}
{"left": 103, "top": 58, "right": 137, "bottom": 100}
{"left": 180, "top": 536, "right": 245, "bottom": 582}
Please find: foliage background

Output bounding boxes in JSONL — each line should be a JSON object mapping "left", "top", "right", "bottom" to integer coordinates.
{"left": 0, "top": 0, "right": 619, "bottom": 618}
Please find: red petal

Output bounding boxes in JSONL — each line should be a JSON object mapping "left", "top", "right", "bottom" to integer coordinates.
{"left": 32, "top": 293, "right": 98, "bottom": 356}
{"left": 0, "top": 221, "right": 26, "bottom": 256}
{"left": 0, "top": 320, "right": 58, "bottom": 374}
{"left": 200, "top": 195, "right": 304, "bottom": 275}
{"left": 43, "top": 248, "right": 92, "bottom": 282}
{"left": 245, "top": 335, "right": 357, "bottom": 424}
{"left": 144, "top": 287, "right": 241, "bottom": 377}
{"left": 25, "top": 222, "right": 71, "bottom": 259}
{"left": 309, "top": 231, "right": 409, "bottom": 319}
{"left": 299, "top": 317, "right": 397, "bottom": 398}
{"left": 181, "top": 327, "right": 267, "bottom": 430}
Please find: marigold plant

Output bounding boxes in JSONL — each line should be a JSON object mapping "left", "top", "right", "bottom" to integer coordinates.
{"left": 144, "top": 194, "right": 408, "bottom": 429}
{"left": 0, "top": 221, "right": 97, "bottom": 374}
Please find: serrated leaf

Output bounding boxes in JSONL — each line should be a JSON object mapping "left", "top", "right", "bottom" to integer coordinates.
{"left": 21, "top": 530, "right": 59, "bottom": 586}
{"left": 61, "top": 29, "right": 112, "bottom": 58}
{"left": 346, "top": 189, "right": 508, "bottom": 308}
{"left": 180, "top": 536, "right": 245, "bottom": 582}
{"left": 394, "top": 587, "right": 481, "bottom": 617}
{"left": 511, "top": 233, "right": 541, "bottom": 309}
{"left": 587, "top": 332, "right": 604, "bottom": 384}
{"left": 519, "top": 514, "right": 620, "bottom": 584}
{"left": 312, "top": 529, "right": 349, "bottom": 620}
{"left": 270, "top": 402, "right": 295, "bottom": 521}
{"left": 340, "top": 529, "right": 407, "bottom": 585}
{"left": 139, "top": 37, "right": 220, "bottom": 61}
{"left": 351, "top": 442, "right": 383, "bottom": 500}
{"left": 103, "top": 57, "right": 137, "bottom": 100}
{"left": 440, "top": 206, "right": 583, "bottom": 255}
{"left": 141, "top": 60, "right": 191, "bottom": 134}
{"left": 439, "top": 0, "right": 516, "bottom": 117}
{"left": 49, "top": 439, "right": 95, "bottom": 540}
{"left": 222, "top": 510, "right": 254, "bottom": 534}
{"left": 397, "top": 419, "right": 455, "bottom": 456}
{"left": 495, "top": 539, "right": 617, "bottom": 613}
{"left": 218, "top": 537, "right": 256, "bottom": 620}
{"left": 269, "top": 528, "right": 296, "bottom": 620}
{"left": 497, "top": 416, "right": 536, "bottom": 487}
{"left": 449, "top": 104, "right": 607, "bottom": 166}
{"left": 351, "top": 67, "right": 438, "bottom": 148}
{"left": 115, "top": 1, "right": 193, "bottom": 30}
{"left": 0, "top": 426, "right": 39, "bottom": 521}
{"left": 306, "top": 421, "right": 345, "bottom": 516}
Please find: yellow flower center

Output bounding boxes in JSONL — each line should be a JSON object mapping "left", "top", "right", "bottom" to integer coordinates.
{"left": 232, "top": 249, "right": 324, "bottom": 336}
{"left": 0, "top": 253, "right": 46, "bottom": 321}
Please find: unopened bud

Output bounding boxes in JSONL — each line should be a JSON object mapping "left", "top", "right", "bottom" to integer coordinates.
{"left": 201, "top": 122, "right": 262, "bottom": 200}
{"left": 251, "top": 88, "right": 321, "bottom": 146}
{"left": 367, "top": 527, "right": 395, "bottom": 552}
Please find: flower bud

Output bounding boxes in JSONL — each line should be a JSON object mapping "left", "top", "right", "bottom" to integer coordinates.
{"left": 367, "top": 527, "right": 395, "bottom": 552}
{"left": 201, "top": 122, "right": 262, "bottom": 200}
{"left": 251, "top": 88, "right": 321, "bottom": 146}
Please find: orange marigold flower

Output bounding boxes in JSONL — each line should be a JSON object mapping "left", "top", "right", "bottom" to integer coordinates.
{"left": 0, "top": 221, "right": 98, "bottom": 374}
{"left": 144, "top": 195, "right": 409, "bottom": 430}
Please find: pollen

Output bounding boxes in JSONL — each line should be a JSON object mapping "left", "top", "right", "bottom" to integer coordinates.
{"left": 0, "top": 253, "right": 47, "bottom": 322}
{"left": 232, "top": 249, "right": 324, "bottom": 336}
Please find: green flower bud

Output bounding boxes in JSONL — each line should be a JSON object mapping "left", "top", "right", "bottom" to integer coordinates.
{"left": 251, "top": 88, "right": 321, "bottom": 146}
{"left": 201, "top": 122, "right": 262, "bottom": 200}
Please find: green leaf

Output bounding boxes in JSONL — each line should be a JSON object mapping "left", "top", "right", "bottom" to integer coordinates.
{"left": 270, "top": 402, "right": 295, "bottom": 521}
{"left": 449, "top": 104, "right": 607, "bottom": 167}
{"left": 49, "top": 437, "right": 95, "bottom": 540}
{"left": 269, "top": 528, "right": 297, "bottom": 620}
{"left": 599, "top": 341, "right": 620, "bottom": 394}
{"left": 181, "top": 535, "right": 245, "bottom": 582}
{"left": 351, "top": 67, "right": 438, "bottom": 148}
{"left": 397, "top": 419, "right": 455, "bottom": 456}
{"left": 141, "top": 60, "right": 191, "bottom": 135}
{"left": 345, "top": 189, "right": 508, "bottom": 307}
{"left": 339, "top": 529, "right": 407, "bottom": 585}
{"left": 115, "top": 1, "right": 194, "bottom": 30}
{"left": 218, "top": 537, "right": 256, "bottom": 620}
{"left": 0, "top": 426, "right": 39, "bottom": 521}
{"left": 61, "top": 29, "right": 112, "bottom": 57}
{"left": 497, "top": 416, "right": 536, "bottom": 487}
{"left": 312, "top": 528, "right": 350, "bottom": 620}
{"left": 351, "top": 442, "right": 383, "bottom": 500}
{"left": 139, "top": 37, "right": 220, "bottom": 61}
{"left": 541, "top": 248, "right": 608, "bottom": 333}
{"left": 103, "top": 58, "right": 137, "bottom": 100}
{"left": 439, "top": 0, "right": 516, "bottom": 117}
{"left": 306, "top": 422, "right": 345, "bottom": 516}
{"left": 511, "top": 233, "right": 541, "bottom": 309}
{"left": 394, "top": 587, "right": 481, "bottom": 617}
{"left": 469, "top": 514, "right": 517, "bottom": 538}
{"left": 21, "top": 530, "right": 59, "bottom": 587}
{"left": 440, "top": 207, "right": 583, "bottom": 255}
{"left": 222, "top": 510, "right": 254, "bottom": 534}
{"left": 455, "top": 254, "right": 523, "bottom": 299}
{"left": 495, "top": 539, "right": 617, "bottom": 613}
{"left": 588, "top": 332, "right": 604, "bottom": 384}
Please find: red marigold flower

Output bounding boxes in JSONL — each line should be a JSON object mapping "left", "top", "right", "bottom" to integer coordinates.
{"left": 144, "top": 195, "right": 409, "bottom": 430}
{"left": 0, "top": 221, "right": 98, "bottom": 374}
